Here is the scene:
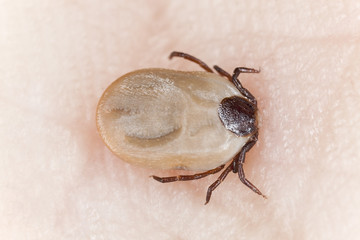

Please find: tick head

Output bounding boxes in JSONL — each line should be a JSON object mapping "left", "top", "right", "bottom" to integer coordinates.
{"left": 218, "top": 96, "right": 257, "bottom": 137}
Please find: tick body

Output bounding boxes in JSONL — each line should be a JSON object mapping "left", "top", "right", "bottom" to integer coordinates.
{"left": 96, "top": 51, "right": 265, "bottom": 204}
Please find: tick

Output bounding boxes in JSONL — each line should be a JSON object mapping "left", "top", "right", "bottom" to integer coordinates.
{"left": 96, "top": 51, "right": 266, "bottom": 204}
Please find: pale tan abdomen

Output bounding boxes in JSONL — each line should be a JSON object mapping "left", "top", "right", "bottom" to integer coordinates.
{"left": 96, "top": 68, "right": 249, "bottom": 171}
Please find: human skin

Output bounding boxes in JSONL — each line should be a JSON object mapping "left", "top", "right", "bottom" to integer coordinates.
{"left": 1, "top": 1, "right": 359, "bottom": 239}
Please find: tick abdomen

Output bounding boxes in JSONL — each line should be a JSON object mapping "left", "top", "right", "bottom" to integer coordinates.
{"left": 96, "top": 69, "right": 250, "bottom": 170}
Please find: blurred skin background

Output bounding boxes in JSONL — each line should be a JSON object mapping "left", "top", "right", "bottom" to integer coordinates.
{"left": 1, "top": 1, "right": 359, "bottom": 239}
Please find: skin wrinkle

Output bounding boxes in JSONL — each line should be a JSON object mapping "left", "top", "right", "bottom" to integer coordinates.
{"left": 0, "top": 1, "right": 359, "bottom": 240}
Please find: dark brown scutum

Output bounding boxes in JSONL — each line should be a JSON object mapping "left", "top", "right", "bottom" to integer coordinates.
{"left": 218, "top": 96, "right": 257, "bottom": 137}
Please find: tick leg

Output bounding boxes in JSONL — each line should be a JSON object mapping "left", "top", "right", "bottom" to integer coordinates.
{"left": 232, "top": 67, "right": 260, "bottom": 105}
{"left": 232, "top": 132, "right": 258, "bottom": 173}
{"left": 169, "top": 51, "right": 214, "bottom": 73}
{"left": 151, "top": 164, "right": 225, "bottom": 183}
{"left": 213, "top": 65, "right": 232, "bottom": 82}
{"left": 205, "top": 162, "right": 234, "bottom": 205}
{"left": 232, "top": 152, "right": 240, "bottom": 173}
{"left": 237, "top": 133, "right": 266, "bottom": 198}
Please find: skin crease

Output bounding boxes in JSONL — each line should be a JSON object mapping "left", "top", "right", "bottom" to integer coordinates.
{"left": 0, "top": 0, "right": 359, "bottom": 239}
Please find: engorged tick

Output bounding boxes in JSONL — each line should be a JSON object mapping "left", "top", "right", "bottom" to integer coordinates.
{"left": 96, "top": 51, "right": 266, "bottom": 204}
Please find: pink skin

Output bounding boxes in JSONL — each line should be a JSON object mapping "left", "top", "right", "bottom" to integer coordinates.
{"left": 1, "top": 1, "right": 359, "bottom": 239}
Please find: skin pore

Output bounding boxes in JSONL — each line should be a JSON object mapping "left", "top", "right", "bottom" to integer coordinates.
{"left": 1, "top": 1, "right": 359, "bottom": 239}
